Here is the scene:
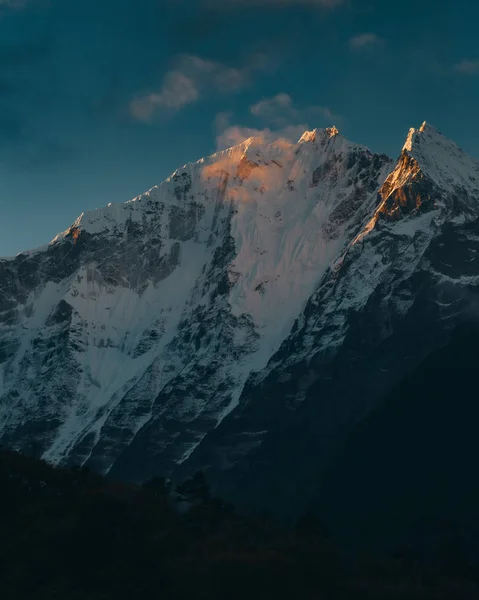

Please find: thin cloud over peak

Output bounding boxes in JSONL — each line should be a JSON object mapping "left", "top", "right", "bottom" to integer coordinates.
{"left": 215, "top": 109, "right": 308, "bottom": 150}
{"left": 216, "top": 123, "right": 310, "bottom": 150}
{"left": 215, "top": 93, "right": 340, "bottom": 150}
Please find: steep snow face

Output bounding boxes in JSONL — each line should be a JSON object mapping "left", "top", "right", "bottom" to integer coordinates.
{"left": 0, "top": 127, "right": 391, "bottom": 476}
{"left": 178, "top": 124, "right": 479, "bottom": 510}
{"left": 205, "top": 130, "right": 391, "bottom": 368}
{"left": 3, "top": 120, "right": 478, "bottom": 494}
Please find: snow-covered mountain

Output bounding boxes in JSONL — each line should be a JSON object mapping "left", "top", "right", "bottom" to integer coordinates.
{"left": 1, "top": 122, "right": 478, "bottom": 511}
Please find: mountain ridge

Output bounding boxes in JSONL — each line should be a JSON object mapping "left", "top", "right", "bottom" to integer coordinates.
{"left": 1, "top": 122, "right": 478, "bottom": 522}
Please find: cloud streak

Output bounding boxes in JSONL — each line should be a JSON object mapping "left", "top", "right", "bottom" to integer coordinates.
{"left": 130, "top": 53, "right": 270, "bottom": 122}
{"left": 454, "top": 59, "right": 479, "bottom": 75}
{"left": 349, "top": 33, "right": 383, "bottom": 50}
{"left": 130, "top": 72, "right": 199, "bottom": 121}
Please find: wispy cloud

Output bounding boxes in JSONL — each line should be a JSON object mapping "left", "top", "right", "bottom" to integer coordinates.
{"left": 216, "top": 122, "right": 309, "bottom": 150}
{"left": 215, "top": 93, "right": 340, "bottom": 149}
{"left": 250, "top": 93, "right": 337, "bottom": 128}
{"left": 250, "top": 93, "right": 295, "bottom": 124}
{"left": 130, "top": 72, "right": 199, "bottom": 121}
{"left": 454, "top": 59, "right": 479, "bottom": 75}
{"left": 349, "top": 33, "right": 383, "bottom": 50}
{"left": 130, "top": 53, "right": 270, "bottom": 122}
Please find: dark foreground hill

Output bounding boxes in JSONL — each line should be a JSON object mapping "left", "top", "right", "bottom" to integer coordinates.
{"left": 1, "top": 446, "right": 478, "bottom": 600}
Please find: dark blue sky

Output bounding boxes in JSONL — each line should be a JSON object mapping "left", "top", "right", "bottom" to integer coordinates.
{"left": 1, "top": 0, "right": 478, "bottom": 256}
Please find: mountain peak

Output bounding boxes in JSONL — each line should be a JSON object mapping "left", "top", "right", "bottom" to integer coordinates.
{"left": 401, "top": 121, "right": 479, "bottom": 194}
{"left": 298, "top": 126, "right": 340, "bottom": 144}
{"left": 3, "top": 118, "right": 479, "bottom": 499}
{"left": 298, "top": 130, "right": 317, "bottom": 143}
{"left": 403, "top": 121, "right": 442, "bottom": 152}
{"left": 326, "top": 125, "right": 340, "bottom": 137}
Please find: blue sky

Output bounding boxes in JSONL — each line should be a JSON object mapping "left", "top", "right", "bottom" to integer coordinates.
{"left": 0, "top": 0, "right": 478, "bottom": 256}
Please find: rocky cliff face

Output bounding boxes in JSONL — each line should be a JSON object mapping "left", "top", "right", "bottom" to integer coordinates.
{"left": 1, "top": 122, "right": 479, "bottom": 518}
{"left": 178, "top": 122, "right": 479, "bottom": 516}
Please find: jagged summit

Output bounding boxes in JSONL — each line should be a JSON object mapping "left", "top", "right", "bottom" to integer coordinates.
{"left": 298, "top": 126, "right": 340, "bottom": 144}
{"left": 403, "top": 121, "right": 442, "bottom": 152}
{"left": 350, "top": 121, "right": 479, "bottom": 232}
{"left": 402, "top": 121, "right": 479, "bottom": 195}
{"left": 50, "top": 125, "right": 376, "bottom": 242}
{"left": 11, "top": 122, "right": 479, "bottom": 260}
{"left": 298, "top": 130, "right": 317, "bottom": 143}
{"left": 326, "top": 125, "right": 340, "bottom": 137}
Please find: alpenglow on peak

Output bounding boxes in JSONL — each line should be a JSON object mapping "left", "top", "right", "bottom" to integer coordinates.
{"left": 399, "top": 120, "right": 479, "bottom": 194}
{"left": 298, "top": 126, "right": 340, "bottom": 144}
